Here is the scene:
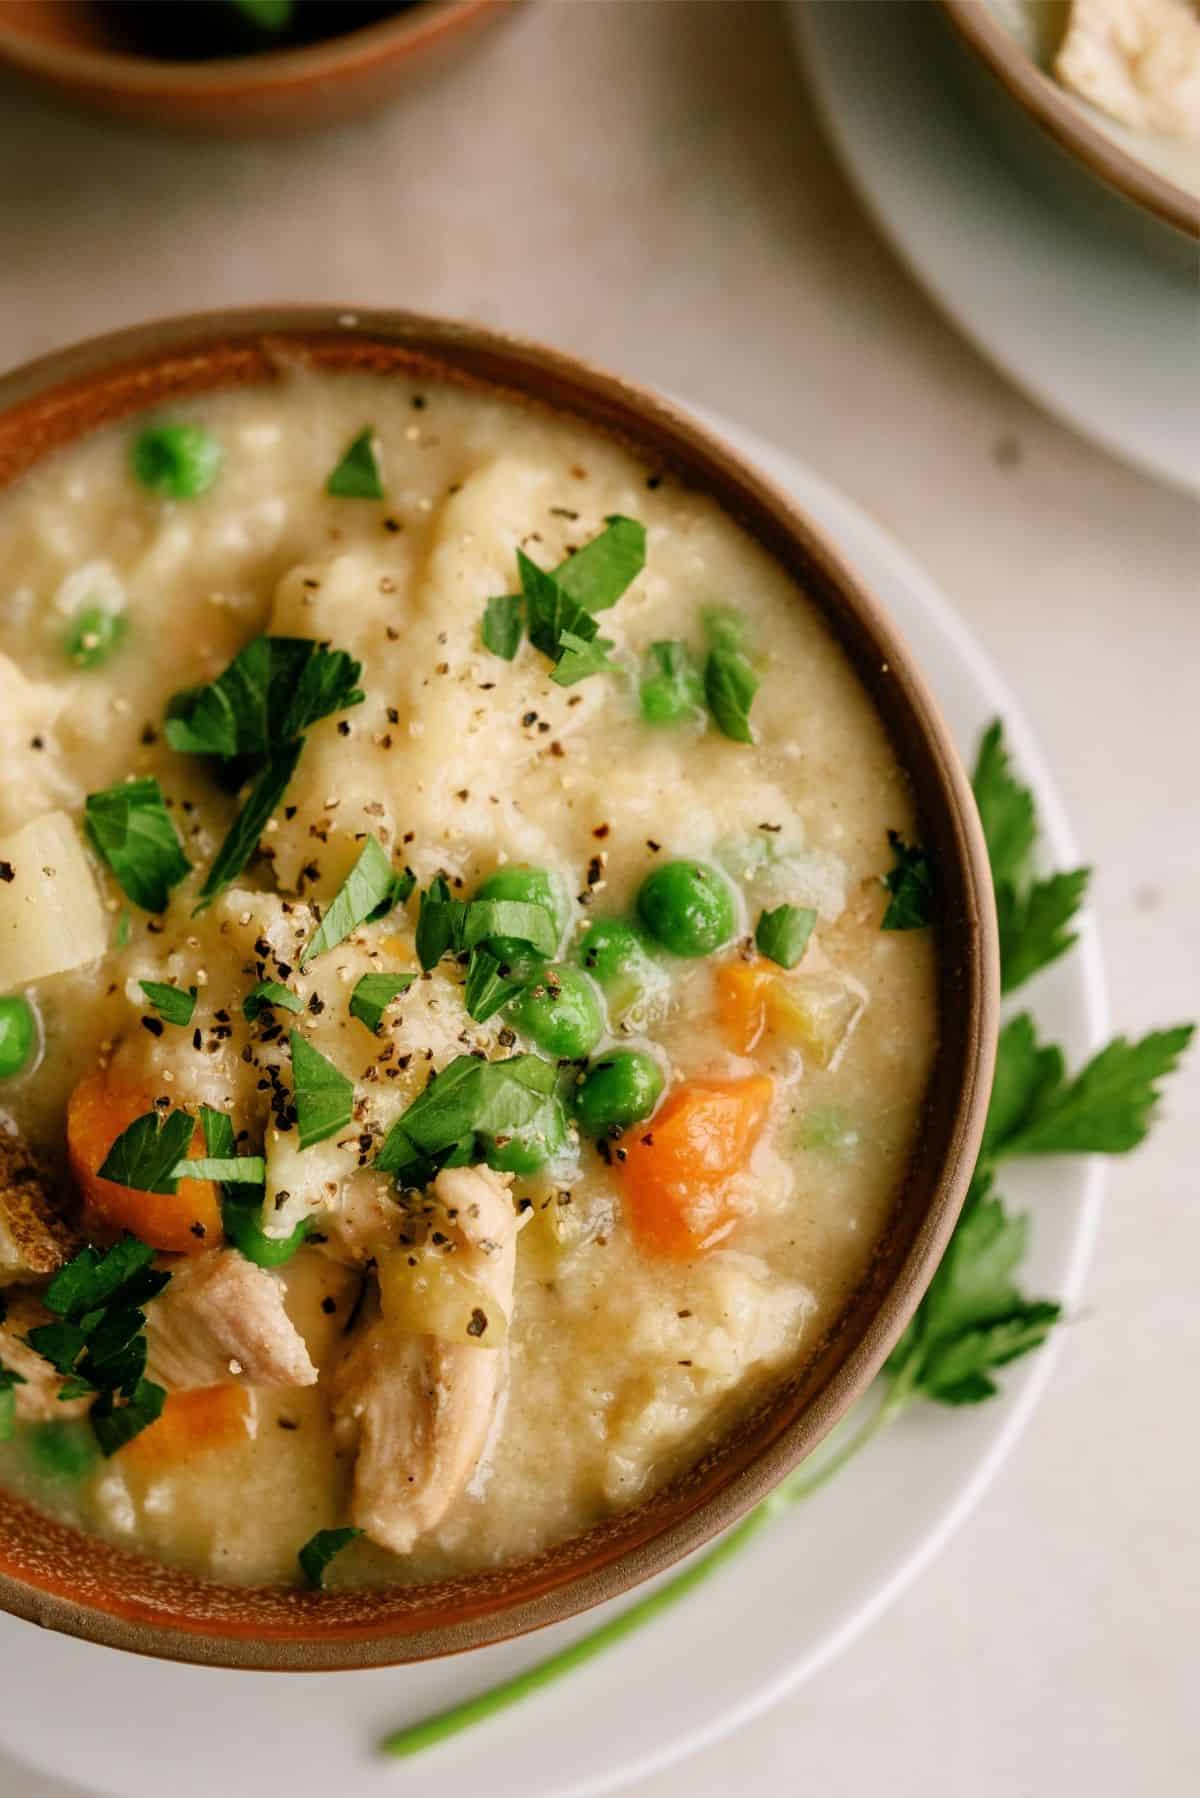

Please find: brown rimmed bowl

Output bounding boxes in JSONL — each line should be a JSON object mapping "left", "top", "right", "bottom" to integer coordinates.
{"left": 937, "top": 0, "right": 1200, "bottom": 239}
{"left": 0, "top": 0, "right": 516, "bottom": 135}
{"left": 0, "top": 307, "right": 999, "bottom": 1670}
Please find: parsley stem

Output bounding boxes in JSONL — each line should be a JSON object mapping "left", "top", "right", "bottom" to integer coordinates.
{"left": 379, "top": 1386, "right": 903, "bottom": 1760}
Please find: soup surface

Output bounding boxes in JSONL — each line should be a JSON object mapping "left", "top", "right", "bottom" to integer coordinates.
{"left": 0, "top": 370, "right": 936, "bottom": 1587}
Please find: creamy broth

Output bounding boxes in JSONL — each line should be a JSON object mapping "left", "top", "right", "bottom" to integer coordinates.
{"left": 0, "top": 371, "right": 936, "bottom": 1587}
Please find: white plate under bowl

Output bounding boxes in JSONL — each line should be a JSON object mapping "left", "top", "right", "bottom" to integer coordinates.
{"left": 793, "top": 0, "right": 1200, "bottom": 494}
{"left": 0, "top": 409, "right": 1107, "bottom": 1798}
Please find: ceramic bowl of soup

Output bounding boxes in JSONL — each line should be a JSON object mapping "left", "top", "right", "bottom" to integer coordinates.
{"left": 0, "top": 1, "right": 515, "bottom": 136}
{"left": 0, "top": 308, "right": 997, "bottom": 1669}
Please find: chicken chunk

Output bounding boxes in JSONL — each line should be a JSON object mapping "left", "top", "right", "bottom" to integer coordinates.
{"left": 144, "top": 1250, "right": 317, "bottom": 1391}
{"left": 0, "top": 1132, "right": 81, "bottom": 1285}
{"left": 0, "top": 1292, "right": 90, "bottom": 1423}
{"left": 331, "top": 1165, "right": 519, "bottom": 1555}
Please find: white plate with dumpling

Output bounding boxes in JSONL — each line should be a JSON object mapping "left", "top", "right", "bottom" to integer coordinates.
{"left": 938, "top": 0, "right": 1200, "bottom": 235}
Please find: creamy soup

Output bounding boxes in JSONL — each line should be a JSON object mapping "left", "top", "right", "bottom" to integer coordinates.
{"left": 0, "top": 371, "right": 936, "bottom": 1588}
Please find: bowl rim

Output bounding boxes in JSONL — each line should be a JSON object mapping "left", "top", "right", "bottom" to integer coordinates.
{"left": 936, "top": 0, "right": 1200, "bottom": 239}
{"left": 0, "top": 306, "right": 999, "bottom": 1670}
{"left": 0, "top": 0, "right": 509, "bottom": 96}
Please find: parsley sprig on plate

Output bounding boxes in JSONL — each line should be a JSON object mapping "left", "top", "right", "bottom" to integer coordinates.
{"left": 377, "top": 716, "right": 1193, "bottom": 1759}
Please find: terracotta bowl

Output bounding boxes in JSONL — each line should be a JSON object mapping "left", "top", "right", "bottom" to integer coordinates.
{"left": 0, "top": 308, "right": 999, "bottom": 1670}
{"left": 937, "top": 0, "right": 1199, "bottom": 239}
{"left": 0, "top": 0, "right": 516, "bottom": 135}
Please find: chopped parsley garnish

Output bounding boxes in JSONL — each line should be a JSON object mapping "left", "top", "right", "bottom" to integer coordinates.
{"left": 481, "top": 515, "right": 644, "bottom": 681}
{"left": 463, "top": 948, "right": 526, "bottom": 1023}
{"left": 243, "top": 980, "right": 305, "bottom": 1022}
{"left": 97, "top": 1109, "right": 198, "bottom": 1194}
{"left": 201, "top": 1105, "right": 308, "bottom": 1269}
{"left": 414, "top": 875, "right": 466, "bottom": 972}
{"left": 755, "top": 904, "right": 817, "bottom": 969}
{"left": 375, "top": 1052, "right": 564, "bottom": 1185}
{"left": 701, "top": 607, "right": 759, "bottom": 745}
{"left": 25, "top": 1236, "right": 171, "bottom": 1457}
{"left": 880, "top": 830, "right": 934, "bottom": 930}
{"left": 414, "top": 881, "right": 558, "bottom": 976}
{"left": 298, "top": 1526, "right": 363, "bottom": 1589}
{"left": 300, "top": 837, "right": 414, "bottom": 967}
{"left": 289, "top": 1031, "right": 355, "bottom": 1151}
{"left": 640, "top": 640, "right": 704, "bottom": 726}
{"left": 0, "top": 1357, "right": 25, "bottom": 1442}
{"left": 326, "top": 428, "right": 384, "bottom": 500}
{"left": 164, "top": 636, "right": 364, "bottom": 760}
{"left": 481, "top": 593, "right": 523, "bottom": 661}
{"left": 349, "top": 972, "right": 416, "bottom": 1034}
{"left": 138, "top": 981, "right": 197, "bottom": 1027}
{"left": 972, "top": 720, "right": 1091, "bottom": 993}
{"left": 85, "top": 777, "right": 191, "bottom": 914}
{"left": 164, "top": 636, "right": 364, "bottom": 907}
{"left": 172, "top": 1156, "right": 266, "bottom": 1184}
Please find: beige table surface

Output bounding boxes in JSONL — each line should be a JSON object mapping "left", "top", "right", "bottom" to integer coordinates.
{"left": 1, "top": 3, "right": 1197, "bottom": 1795}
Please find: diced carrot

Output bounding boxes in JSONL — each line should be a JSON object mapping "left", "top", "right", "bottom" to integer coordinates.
{"left": 715, "top": 960, "right": 774, "bottom": 1054}
{"left": 120, "top": 1386, "right": 251, "bottom": 1473}
{"left": 619, "top": 1075, "right": 774, "bottom": 1259}
{"left": 67, "top": 1069, "right": 223, "bottom": 1256}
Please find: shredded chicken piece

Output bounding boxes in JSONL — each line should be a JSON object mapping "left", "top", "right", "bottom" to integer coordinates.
{"left": 331, "top": 1165, "right": 518, "bottom": 1554}
{"left": 0, "top": 1292, "right": 90, "bottom": 1423}
{"left": 0, "top": 1132, "right": 81, "bottom": 1285}
{"left": 144, "top": 1250, "right": 317, "bottom": 1391}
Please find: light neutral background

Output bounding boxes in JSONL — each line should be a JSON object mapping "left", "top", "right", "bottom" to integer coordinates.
{"left": 1, "top": 3, "right": 1196, "bottom": 1794}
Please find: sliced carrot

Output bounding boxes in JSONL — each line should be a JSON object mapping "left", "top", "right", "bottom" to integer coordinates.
{"left": 67, "top": 1069, "right": 223, "bottom": 1256}
{"left": 120, "top": 1386, "right": 251, "bottom": 1473}
{"left": 619, "top": 1075, "right": 774, "bottom": 1259}
{"left": 715, "top": 960, "right": 773, "bottom": 1054}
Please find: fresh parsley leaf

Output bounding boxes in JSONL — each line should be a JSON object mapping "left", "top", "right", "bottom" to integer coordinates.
{"left": 90, "top": 1379, "right": 167, "bottom": 1457}
{"left": 460, "top": 901, "right": 557, "bottom": 959}
{"left": 138, "top": 981, "right": 197, "bottom": 1027}
{"left": 375, "top": 1053, "right": 564, "bottom": 1185}
{"left": 172, "top": 1156, "right": 266, "bottom": 1184}
{"left": 463, "top": 948, "right": 526, "bottom": 1023}
{"left": 301, "top": 837, "right": 410, "bottom": 967}
{"left": 200, "top": 1105, "right": 308, "bottom": 1268}
{"left": 165, "top": 637, "right": 364, "bottom": 760}
{"left": 298, "top": 1526, "right": 363, "bottom": 1589}
{"left": 349, "top": 972, "right": 416, "bottom": 1034}
{"left": 885, "top": 1171, "right": 1061, "bottom": 1407}
{"left": 881, "top": 830, "right": 934, "bottom": 930}
{"left": 640, "top": 640, "right": 704, "bottom": 725}
{"left": 552, "top": 515, "right": 645, "bottom": 612}
{"left": 415, "top": 875, "right": 467, "bottom": 971}
{"left": 196, "top": 738, "right": 304, "bottom": 908}
{"left": 326, "top": 429, "right": 384, "bottom": 500}
{"left": 243, "top": 980, "right": 305, "bottom": 1022}
{"left": 551, "top": 628, "right": 617, "bottom": 687}
{"left": 703, "top": 644, "right": 758, "bottom": 744}
{"left": 482, "top": 593, "right": 523, "bottom": 660}
{"left": 755, "top": 904, "right": 817, "bottom": 969}
{"left": 289, "top": 1031, "right": 355, "bottom": 1151}
{"left": 84, "top": 777, "right": 191, "bottom": 914}
{"left": 971, "top": 720, "right": 1090, "bottom": 993}
{"left": 96, "top": 1110, "right": 197, "bottom": 1194}
{"left": 702, "top": 606, "right": 750, "bottom": 654}
{"left": 519, "top": 549, "right": 600, "bottom": 662}
{"left": 989, "top": 1018, "right": 1194, "bottom": 1159}
{"left": 44, "top": 1236, "right": 164, "bottom": 1322}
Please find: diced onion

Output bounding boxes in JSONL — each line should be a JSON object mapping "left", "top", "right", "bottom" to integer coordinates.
{"left": 0, "top": 811, "right": 107, "bottom": 985}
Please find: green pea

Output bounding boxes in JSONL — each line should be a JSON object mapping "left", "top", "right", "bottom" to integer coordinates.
{"left": 575, "top": 919, "right": 668, "bottom": 1025}
{"left": 636, "top": 859, "right": 737, "bottom": 958}
{"left": 27, "top": 1420, "right": 99, "bottom": 1483}
{"left": 131, "top": 422, "right": 222, "bottom": 500}
{"left": 222, "top": 1198, "right": 310, "bottom": 1268}
{"left": 505, "top": 965, "right": 605, "bottom": 1059}
{"left": 481, "top": 1094, "right": 568, "bottom": 1175}
{"left": 573, "top": 1049, "right": 664, "bottom": 1138}
{"left": 0, "top": 996, "right": 36, "bottom": 1079}
{"left": 64, "top": 604, "right": 128, "bottom": 671}
{"left": 475, "top": 865, "right": 569, "bottom": 966}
